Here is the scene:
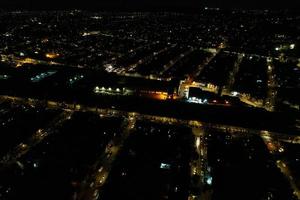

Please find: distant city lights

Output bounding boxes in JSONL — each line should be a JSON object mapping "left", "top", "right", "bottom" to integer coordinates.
{"left": 45, "top": 53, "right": 60, "bottom": 59}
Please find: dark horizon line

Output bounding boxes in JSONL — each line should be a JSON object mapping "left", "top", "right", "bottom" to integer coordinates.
{"left": 0, "top": 5, "right": 299, "bottom": 13}
{"left": 0, "top": 1, "right": 300, "bottom": 11}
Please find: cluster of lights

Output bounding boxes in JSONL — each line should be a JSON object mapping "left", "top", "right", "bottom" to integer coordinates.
{"left": 16, "top": 58, "right": 38, "bottom": 67}
{"left": 94, "top": 86, "right": 123, "bottom": 94}
{"left": 45, "top": 53, "right": 60, "bottom": 59}
{"left": 231, "top": 91, "right": 239, "bottom": 97}
{"left": 82, "top": 31, "right": 101, "bottom": 37}
{"left": 91, "top": 16, "right": 103, "bottom": 20}
{"left": 160, "top": 163, "right": 171, "bottom": 169}
{"left": 275, "top": 44, "right": 296, "bottom": 51}
{"left": 30, "top": 71, "right": 57, "bottom": 82}
{"left": 69, "top": 74, "right": 84, "bottom": 85}
{"left": 188, "top": 97, "right": 229, "bottom": 105}
{"left": 104, "top": 64, "right": 114, "bottom": 73}
{"left": 188, "top": 97, "right": 208, "bottom": 104}
{"left": 206, "top": 176, "right": 213, "bottom": 185}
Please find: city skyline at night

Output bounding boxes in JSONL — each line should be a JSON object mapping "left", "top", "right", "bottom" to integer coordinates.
{"left": 0, "top": 2, "right": 299, "bottom": 200}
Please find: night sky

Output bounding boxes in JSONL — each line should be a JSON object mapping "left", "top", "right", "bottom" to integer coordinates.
{"left": 0, "top": 0, "right": 299, "bottom": 10}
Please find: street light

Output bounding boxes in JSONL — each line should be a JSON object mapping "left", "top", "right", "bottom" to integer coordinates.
{"left": 290, "top": 44, "right": 295, "bottom": 49}
{"left": 196, "top": 137, "right": 200, "bottom": 148}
